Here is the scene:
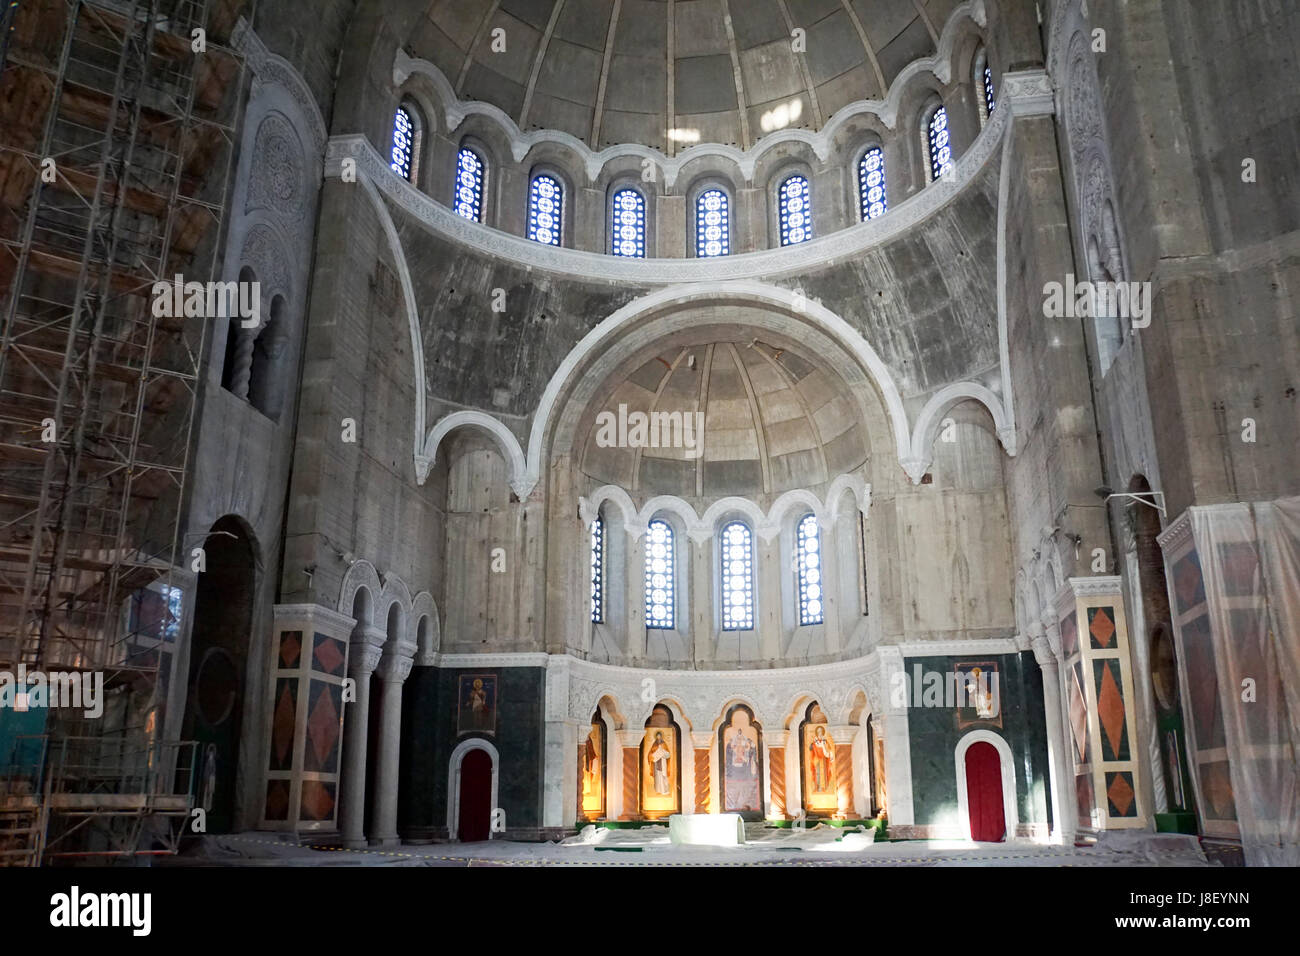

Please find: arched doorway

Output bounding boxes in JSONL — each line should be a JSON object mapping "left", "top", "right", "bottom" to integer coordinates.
{"left": 448, "top": 739, "right": 499, "bottom": 842}
{"left": 955, "top": 731, "right": 1017, "bottom": 843}
{"left": 183, "top": 516, "right": 256, "bottom": 833}
{"left": 964, "top": 743, "right": 1005, "bottom": 841}
{"left": 458, "top": 749, "right": 492, "bottom": 841}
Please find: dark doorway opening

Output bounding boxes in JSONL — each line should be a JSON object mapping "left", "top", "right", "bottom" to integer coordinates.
{"left": 965, "top": 741, "right": 1006, "bottom": 842}
{"left": 458, "top": 748, "right": 492, "bottom": 841}
{"left": 183, "top": 516, "right": 255, "bottom": 833}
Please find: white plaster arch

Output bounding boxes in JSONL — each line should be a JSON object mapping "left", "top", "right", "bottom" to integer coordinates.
{"left": 779, "top": 690, "right": 829, "bottom": 729}
{"left": 906, "top": 381, "right": 1016, "bottom": 481}
{"left": 391, "top": 1, "right": 988, "bottom": 184}
{"left": 411, "top": 591, "right": 440, "bottom": 664}
{"left": 710, "top": 694, "right": 770, "bottom": 734}
{"left": 839, "top": 684, "right": 874, "bottom": 726}
{"left": 338, "top": 560, "right": 383, "bottom": 624}
{"left": 379, "top": 572, "right": 412, "bottom": 620}
{"left": 578, "top": 485, "right": 638, "bottom": 530}
{"left": 637, "top": 496, "right": 702, "bottom": 539}
{"left": 447, "top": 737, "right": 501, "bottom": 841}
{"left": 766, "top": 489, "right": 825, "bottom": 536}
{"left": 701, "top": 497, "right": 770, "bottom": 543}
{"left": 532, "top": 281, "right": 912, "bottom": 499}
{"left": 357, "top": 174, "right": 428, "bottom": 476}
{"left": 954, "top": 729, "right": 1019, "bottom": 841}
{"left": 636, "top": 696, "right": 694, "bottom": 735}
{"left": 826, "top": 474, "right": 872, "bottom": 520}
{"left": 418, "top": 409, "right": 529, "bottom": 496}
{"left": 574, "top": 684, "right": 627, "bottom": 727}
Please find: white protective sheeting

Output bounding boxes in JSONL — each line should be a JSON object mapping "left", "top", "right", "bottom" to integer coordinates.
{"left": 1186, "top": 499, "right": 1300, "bottom": 866}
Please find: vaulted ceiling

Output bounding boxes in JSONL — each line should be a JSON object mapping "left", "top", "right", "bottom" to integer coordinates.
{"left": 579, "top": 338, "right": 869, "bottom": 498}
{"left": 416, "top": 0, "right": 961, "bottom": 151}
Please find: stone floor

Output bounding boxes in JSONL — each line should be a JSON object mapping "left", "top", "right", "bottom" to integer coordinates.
{"left": 172, "top": 825, "right": 1214, "bottom": 867}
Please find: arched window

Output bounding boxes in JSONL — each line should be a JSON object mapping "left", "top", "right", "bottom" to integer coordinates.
{"left": 858, "top": 147, "right": 887, "bottom": 221}
{"left": 454, "top": 146, "right": 485, "bottom": 222}
{"left": 926, "top": 105, "right": 953, "bottom": 182}
{"left": 390, "top": 103, "right": 422, "bottom": 183}
{"left": 529, "top": 173, "right": 563, "bottom": 246}
{"left": 645, "top": 519, "right": 674, "bottom": 629}
{"left": 590, "top": 515, "right": 606, "bottom": 624}
{"left": 975, "top": 47, "right": 996, "bottom": 123}
{"left": 610, "top": 187, "right": 645, "bottom": 258}
{"left": 720, "top": 521, "right": 754, "bottom": 631}
{"left": 778, "top": 174, "right": 812, "bottom": 245}
{"left": 796, "top": 513, "right": 824, "bottom": 625}
{"left": 696, "top": 187, "right": 730, "bottom": 257}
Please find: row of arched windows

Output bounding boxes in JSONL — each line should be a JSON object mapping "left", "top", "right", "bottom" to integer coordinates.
{"left": 590, "top": 514, "right": 825, "bottom": 631}
{"left": 389, "top": 51, "right": 995, "bottom": 258}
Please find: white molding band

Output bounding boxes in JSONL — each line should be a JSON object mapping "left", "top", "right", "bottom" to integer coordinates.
{"left": 392, "top": 0, "right": 989, "bottom": 186}
{"left": 322, "top": 100, "right": 1009, "bottom": 285}
{"left": 578, "top": 476, "right": 871, "bottom": 541}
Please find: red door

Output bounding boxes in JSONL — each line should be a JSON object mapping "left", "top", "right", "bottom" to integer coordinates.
{"left": 458, "top": 749, "right": 492, "bottom": 841}
{"left": 965, "top": 742, "right": 1006, "bottom": 842}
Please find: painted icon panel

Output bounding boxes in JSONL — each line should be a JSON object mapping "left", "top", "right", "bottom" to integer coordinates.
{"left": 720, "top": 704, "right": 762, "bottom": 813}
{"left": 801, "top": 703, "right": 837, "bottom": 814}
{"left": 457, "top": 674, "right": 497, "bottom": 736}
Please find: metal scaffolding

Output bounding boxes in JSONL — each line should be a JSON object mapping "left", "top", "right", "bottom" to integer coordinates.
{"left": 0, "top": 0, "right": 247, "bottom": 864}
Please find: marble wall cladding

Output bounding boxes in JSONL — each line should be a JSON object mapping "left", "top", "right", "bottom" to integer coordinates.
{"left": 905, "top": 651, "right": 1051, "bottom": 829}
{"left": 398, "top": 665, "right": 547, "bottom": 837}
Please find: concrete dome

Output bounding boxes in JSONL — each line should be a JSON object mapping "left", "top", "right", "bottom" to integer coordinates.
{"left": 579, "top": 337, "right": 868, "bottom": 497}
{"left": 416, "top": 0, "right": 943, "bottom": 150}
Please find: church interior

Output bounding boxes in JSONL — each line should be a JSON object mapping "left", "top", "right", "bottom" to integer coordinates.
{"left": 0, "top": 0, "right": 1297, "bottom": 869}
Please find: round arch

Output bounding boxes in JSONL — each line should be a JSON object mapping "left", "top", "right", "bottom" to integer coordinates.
{"left": 532, "top": 281, "right": 912, "bottom": 499}
{"left": 954, "top": 729, "right": 1019, "bottom": 841}
{"left": 447, "top": 737, "right": 501, "bottom": 841}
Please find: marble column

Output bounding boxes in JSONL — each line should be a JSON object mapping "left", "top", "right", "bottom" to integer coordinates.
{"left": 875, "top": 646, "right": 914, "bottom": 826}
{"left": 370, "top": 639, "right": 416, "bottom": 847}
{"left": 339, "top": 624, "right": 385, "bottom": 848}
{"left": 1034, "top": 627, "right": 1075, "bottom": 845}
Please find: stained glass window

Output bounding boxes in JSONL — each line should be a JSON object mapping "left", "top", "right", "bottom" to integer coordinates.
{"left": 928, "top": 106, "right": 953, "bottom": 181}
{"left": 696, "top": 188, "right": 729, "bottom": 257}
{"left": 390, "top": 106, "right": 415, "bottom": 181}
{"left": 611, "top": 187, "right": 645, "bottom": 258}
{"left": 720, "top": 521, "right": 754, "bottom": 631}
{"left": 983, "top": 64, "right": 996, "bottom": 118}
{"left": 590, "top": 516, "right": 605, "bottom": 624}
{"left": 455, "top": 147, "right": 484, "bottom": 222}
{"left": 796, "top": 513, "right": 824, "bottom": 626}
{"left": 779, "top": 175, "right": 812, "bottom": 245}
{"left": 858, "top": 147, "right": 887, "bottom": 221}
{"left": 645, "top": 520, "right": 674, "bottom": 629}
{"left": 529, "top": 173, "right": 563, "bottom": 246}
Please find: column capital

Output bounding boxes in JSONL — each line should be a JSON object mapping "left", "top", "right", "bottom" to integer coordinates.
{"left": 826, "top": 724, "right": 858, "bottom": 745}
{"left": 376, "top": 639, "right": 418, "bottom": 682}
{"left": 1031, "top": 634, "right": 1059, "bottom": 668}
{"left": 349, "top": 625, "right": 387, "bottom": 676}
